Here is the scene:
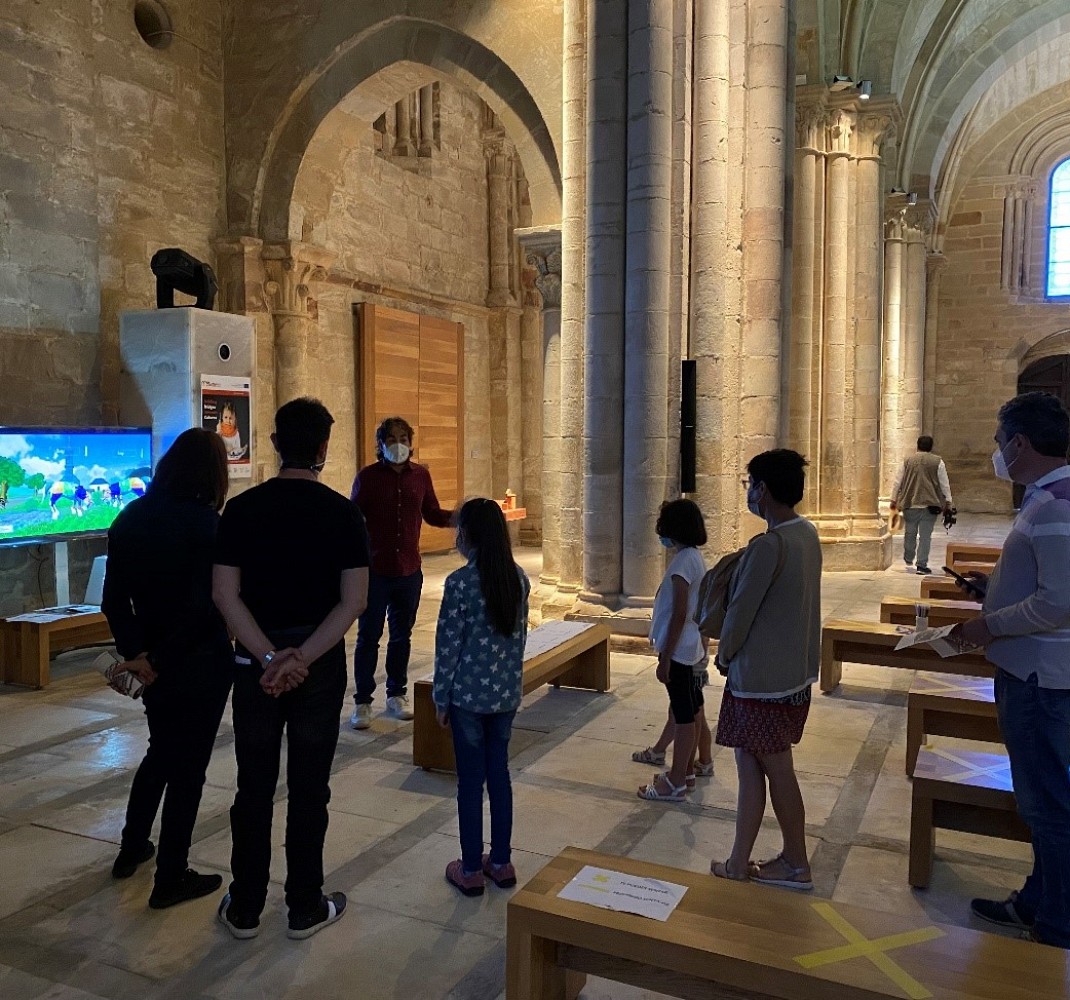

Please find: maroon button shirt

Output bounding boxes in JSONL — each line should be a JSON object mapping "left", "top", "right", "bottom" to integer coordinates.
{"left": 350, "top": 460, "right": 453, "bottom": 577}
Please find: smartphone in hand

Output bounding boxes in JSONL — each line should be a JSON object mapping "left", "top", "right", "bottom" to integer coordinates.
{"left": 942, "top": 566, "right": 986, "bottom": 600}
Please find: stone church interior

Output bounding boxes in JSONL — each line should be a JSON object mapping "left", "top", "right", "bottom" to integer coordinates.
{"left": 1, "top": 0, "right": 1069, "bottom": 997}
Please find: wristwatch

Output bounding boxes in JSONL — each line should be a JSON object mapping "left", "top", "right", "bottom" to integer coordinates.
{"left": 262, "top": 650, "right": 277, "bottom": 666}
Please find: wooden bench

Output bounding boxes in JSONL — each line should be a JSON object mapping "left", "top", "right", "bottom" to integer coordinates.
{"left": 820, "top": 620, "right": 993, "bottom": 693}
{"left": 879, "top": 596, "right": 981, "bottom": 628}
{"left": 413, "top": 621, "right": 611, "bottom": 771}
{"left": 905, "top": 673, "right": 1000, "bottom": 775}
{"left": 507, "top": 846, "right": 1069, "bottom": 1000}
{"left": 920, "top": 577, "right": 980, "bottom": 602}
{"left": 910, "top": 747, "right": 1031, "bottom": 889}
{"left": 945, "top": 542, "right": 1001, "bottom": 569}
{"left": 0, "top": 606, "right": 112, "bottom": 689}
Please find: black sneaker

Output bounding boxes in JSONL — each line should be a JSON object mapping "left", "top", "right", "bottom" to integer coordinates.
{"left": 971, "top": 892, "right": 1034, "bottom": 930}
{"left": 916, "top": 566, "right": 931, "bottom": 575}
{"left": 112, "top": 841, "right": 155, "bottom": 879}
{"left": 148, "top": 869, "right": 223, "bottom": 909}
{"left": 217, "top": 893, "right": 260, "bottom": 939}
{"left": 287, "top": 892, "right": 347, "bottom": 940}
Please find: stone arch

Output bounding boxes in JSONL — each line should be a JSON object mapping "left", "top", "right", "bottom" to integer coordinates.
{"left": 1020, "top": 330, "right": 1070, "bottom": 371}
{"left": 252, "top": 16, "right": 561, "bottom": 242}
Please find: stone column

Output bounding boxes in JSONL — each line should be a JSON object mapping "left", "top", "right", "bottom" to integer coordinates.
{"left": 901, "top": 210, "right": 929, "bottom": 465}
{"left": 582, "top": 0, "right": 627, "bottom": 603}
{"left": 880, "top": 206, "right": 906, "bottom": 502}
{"left": 418, "top": 85, "right": 434, "bottom": 157}
{"left": 485, "top": 138, "right": 514, "bottom": 309}
{"left": 261, "top": 242, "right": 335, "bottom": 407}
{"left": 622, "top": 0, "right": 674, "bottom": 601}
{"left": 922, "top": 252, "right": 948, "bottom": 432}
{"left": 393, "top": 96, "right": 415, "bottom": 157}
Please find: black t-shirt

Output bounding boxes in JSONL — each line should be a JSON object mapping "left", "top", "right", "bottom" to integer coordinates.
{"left": 215, "top": 478, "right": 370, "bottom": 631}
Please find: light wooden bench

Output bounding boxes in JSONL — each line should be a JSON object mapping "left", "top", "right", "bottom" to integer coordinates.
{"left": 413, "top": 621, "right": 611, "bottom": 771}
{"left": 905, "top": 673, "right": 1000, "bottom": 775}
{"left": 880, "top": 596, "right": 981, "bottom": 628}
{"left": 507, "top": 846, "right": 1069, "bottom": 1000}
{"left": 0, "top": 606, "right": 112, "bottom": 689}
{"left": 920, "top": 577, "right": 980, "bottom": 603}
{"left": 820, "top": 620, "right": 993, "bottom": 693}
{"left": 945, "top": 542, "right": 1001, "bottom": 569}
{"left": 910, "top": 747, "right": 1030, "bottom": 889}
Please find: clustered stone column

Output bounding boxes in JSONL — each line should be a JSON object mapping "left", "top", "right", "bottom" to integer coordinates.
{"left": 1001, "top": 178, "right": 1037, "bottom": 293}
{"left": 922, "top": 252, "right": 948, "bottom": 432}
{"left": 787, "top": 87, "right": 897, "bottom": 569}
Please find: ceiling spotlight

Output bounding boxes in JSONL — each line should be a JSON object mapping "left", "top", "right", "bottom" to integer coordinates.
{"left": 890, "top": 187, "right": 907, "bottom": 195}
{"left": 859, "top": 80, "right": 873, "bottom": 100}
{"left": 907, "top": 193, "right": 918, "bottom": 206}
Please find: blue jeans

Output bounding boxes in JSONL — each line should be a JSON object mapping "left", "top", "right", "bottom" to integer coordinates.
{"left": 449, "top": 705, "right": 515, "bottom": 874}
{"left": 903, "top": 507, "right": 938, "bottom": 568}
{"left": 995, "top": 668, "right": 1070, "bottom": 948}
{"left": 353, "top": 570, "right": 423, "bottom": 704}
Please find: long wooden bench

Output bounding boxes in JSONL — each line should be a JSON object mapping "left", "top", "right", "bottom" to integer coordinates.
{"left": 413, "top": 621, "right": 611, "bottom": 771}
{"left": 820, "top": 620, "right": 993, "bottom": 693}
{"left": 905, "top": 673, "right": 1000, "bottom": 775}
{"left": 910, "top": 747, "right": 1030, "bottom": 889}
{"left": 0, "top": 606, "right": 112, "bottom": 689}
{"left": 920, "top": 577, "right": 980, "bottom": 603}
{"left": 879, "top": 596, "right": 981, "bottom": 628}
{"left": 945, "top": 542, "right": 1001, "bottom": 569}
{"left": 507, "top": 846, "right": 1069, "bottom": 1000}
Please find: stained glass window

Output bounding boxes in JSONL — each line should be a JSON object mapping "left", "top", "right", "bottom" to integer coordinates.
{"left": 1047, "top": 160, "right": 1070, "bottom": 297}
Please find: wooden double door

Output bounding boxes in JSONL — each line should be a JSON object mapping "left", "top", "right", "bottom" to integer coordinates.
{"left": 356, "top": 303, "right": 464, "bottom": 553}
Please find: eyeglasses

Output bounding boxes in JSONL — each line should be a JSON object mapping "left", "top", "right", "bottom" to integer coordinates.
{"left": 740, "top": 478, "right": 753, "bottom": 490}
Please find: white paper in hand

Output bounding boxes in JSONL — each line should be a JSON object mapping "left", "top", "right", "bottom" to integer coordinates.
{"left": 557, "top": 866, "right": 687, "bottom": 922}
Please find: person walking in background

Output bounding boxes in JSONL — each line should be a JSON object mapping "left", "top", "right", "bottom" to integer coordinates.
{"left": 102, "top": 428, "right": 233, "bottom": 909}
{"left": 711, "top": 450, "right": 821, "bottom": 890}
{"left": 433, "top": 498, "right": 530, "bottom": 897}
{"left": 213, "top": 398, "right": 369, "bottom": 940}
{"left": 637, "top": 499, "right": 711, "bottom": 802}
{"left": 889, "top": 435, "right": 953, "bottom": 575}
{"left": 350, "top": 417, "right": 454, "bottom": 728}
{"left": 953, "top": 392, "right": 1070, "bottom": 950}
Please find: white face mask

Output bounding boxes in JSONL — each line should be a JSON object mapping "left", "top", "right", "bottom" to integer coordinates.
{"left": 992, "top": 442, "right": 1014, "bottom": 482}
{"left": 383, "top": 442, "right": 410, "bottom": 464}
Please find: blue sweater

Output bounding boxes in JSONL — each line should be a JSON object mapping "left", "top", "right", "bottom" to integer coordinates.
{"left": 432, "top": 560, "right": 530, "bottom": 713}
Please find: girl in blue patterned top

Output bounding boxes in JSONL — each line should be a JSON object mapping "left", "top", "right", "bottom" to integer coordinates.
{"left": 434, "top": 497, "right": 530, "bottom": 896}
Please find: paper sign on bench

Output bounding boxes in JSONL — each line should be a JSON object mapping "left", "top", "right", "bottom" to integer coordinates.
{"left": 557, "top": 865, "right": 687, "bottom": 922}
{"left": 894, "top": 624, "right": 980, "bottom": 658}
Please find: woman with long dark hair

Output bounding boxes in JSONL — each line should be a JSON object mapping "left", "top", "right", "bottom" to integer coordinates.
{"left": 102, "top": 427, "right": 234, "bottom": 908}
{"left": 432, "top": 497, "right": 529, "bottom": 896}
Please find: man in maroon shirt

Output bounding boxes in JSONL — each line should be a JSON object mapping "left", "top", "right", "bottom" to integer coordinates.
{"left": 350, "top": 417, "right": 454, "bottom": 728}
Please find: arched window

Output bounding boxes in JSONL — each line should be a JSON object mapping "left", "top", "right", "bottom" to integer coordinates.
{"left": 1047, "top": 160, "right": 1070, "bottom": 297}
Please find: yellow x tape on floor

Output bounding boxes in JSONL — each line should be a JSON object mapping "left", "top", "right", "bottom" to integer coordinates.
{"left": 926, "top": 745, "right": 1011, "bottom": 784}
{"left": 795, "top": 902, "right": 945, "bottom": 1000}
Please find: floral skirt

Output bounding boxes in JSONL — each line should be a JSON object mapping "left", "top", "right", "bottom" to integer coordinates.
{"left": 715, "top": 687, "right": 811, "bottom": 756}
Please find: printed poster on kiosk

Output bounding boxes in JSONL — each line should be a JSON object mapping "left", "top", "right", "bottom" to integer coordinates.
{"left": 201, "top": 374, "right": 252, "bottom": 479}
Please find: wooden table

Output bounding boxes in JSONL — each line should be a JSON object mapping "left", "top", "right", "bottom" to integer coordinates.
{"left": 0, "top": 607, "right": 112, "bottom": 688}
{"left": 507, "top": 847, "right": 1069, "bottom": 999}
{"left": 820, "top": 620, "right": 993, "bottom": 693}
{"left": 906, "top": 673, "right": 1000, "bottom": 775}
{"left": 413, "top": 621, "right": 611, "bottom": 771}
{"left": 945, "top": 542, "right": 1000, "bottom": 569}
{"left": 880, "top": 596, "right": 982, "bottom": 628}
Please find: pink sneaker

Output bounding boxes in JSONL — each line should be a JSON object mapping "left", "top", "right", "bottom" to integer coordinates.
{"left": 446, "top": 859, "right": 485, "bottom": 897}
{"left": 482, "top": 854, "right": 517, "bottom": 888}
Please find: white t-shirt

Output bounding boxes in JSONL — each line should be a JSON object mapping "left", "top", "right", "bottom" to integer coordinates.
{"left": 649, "top": 546, "right": 707, "bottom": 665}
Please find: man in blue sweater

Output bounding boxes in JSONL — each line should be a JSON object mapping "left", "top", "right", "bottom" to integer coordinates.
{"left": 954, "top": 392, "right": 1070, "bottom": 950}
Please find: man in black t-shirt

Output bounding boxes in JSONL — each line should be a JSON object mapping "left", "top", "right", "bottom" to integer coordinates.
{"left": 212, "top": 398, "right": 369, "bottom": 941}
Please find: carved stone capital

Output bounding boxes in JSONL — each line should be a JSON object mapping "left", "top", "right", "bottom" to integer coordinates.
{"left": 515, "top": 226, "right": 562, "bottom": 310}
{"left": 826, "top": 110, "right": 854, "bottom": 157}
{"left": 213, "top": 236, "right": 266, "bottom": 314}
{"left": 856, "top": 112, "right": 897, "bottom": 159}
{"left": 261, "top": 242, "right": 336, "bottom": 317}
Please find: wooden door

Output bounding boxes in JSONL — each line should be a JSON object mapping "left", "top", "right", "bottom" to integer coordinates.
{"left": 1013, "top": 354, "right": 1070, "bottom": 507}
{"left": 356, "top": 304, "right": 464, "bottom": 553}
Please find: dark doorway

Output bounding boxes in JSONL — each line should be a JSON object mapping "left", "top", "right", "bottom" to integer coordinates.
{"left": 1013, "top": 354, "right": 1070, "bottom": 506}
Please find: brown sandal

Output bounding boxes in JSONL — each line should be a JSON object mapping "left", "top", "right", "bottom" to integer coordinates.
{"left": 710, "top": 860, "right": 749, "bottom": 882}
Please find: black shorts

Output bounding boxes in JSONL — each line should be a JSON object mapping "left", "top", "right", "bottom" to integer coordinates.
{"left": 665, "top": 660, "right": 701, "bottom": 724}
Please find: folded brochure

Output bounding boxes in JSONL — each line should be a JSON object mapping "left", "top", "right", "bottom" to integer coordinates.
{"left": 894, "top": 624, "right": 979, "bottom": 658}
{"left": 557, "top": 865, "right": 687, "bottom": 922}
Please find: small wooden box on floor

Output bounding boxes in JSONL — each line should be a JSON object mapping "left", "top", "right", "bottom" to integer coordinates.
{"left": 820, "top": 620, "right": 993, "bottom": 693}
{"left": 945, "top": 542, "right": 1001, "bottom": 569}
{"left": 507, "top": 847, "right": 1069, "bottom": 1000}
{"left": 0, "top": 608, "right": 112, "bottom": 689}
{"left": 880, "top": 596, "right": 981, "bottom": 628}
{"left": 413, "top": 622, "right": 611, "bottom": 772}
{"left": 910, "top": 747, "right": 1030, "bottom": 889}
{"left": 906, "top": 673, "right": 1000, "bottom": 775}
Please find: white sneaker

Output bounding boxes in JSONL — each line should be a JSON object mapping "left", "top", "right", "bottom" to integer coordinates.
{"left": 385, "top": 695, "right": 414, "bottom": 721}
{"left": 350, "top": 704, "right": 372, "bottom": 730}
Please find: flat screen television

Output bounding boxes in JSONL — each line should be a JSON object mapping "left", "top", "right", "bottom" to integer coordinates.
{"left": 0, "top": 427, "right": 153, "bottom": 544}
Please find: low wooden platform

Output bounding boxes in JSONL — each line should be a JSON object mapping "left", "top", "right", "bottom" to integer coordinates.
{"left": 820, "top": 620, "right": 993, "bottom": 693}
{"left": 880, "top": 596, "right": 982, "bottom": 628}
{"left": 906, "top": 673, "right": 1000, "bottom": 775}
{"left": 920, "top": 577, "right": 981, "bottom": 603}
{"left": 507, "top": 846, "right": 1069, "bottom": 1000}
{"left": 910, "top": 747, "right": 1030, "bottom": 889}
{"left": 0, "top": 607, "right": 112, "bottom": 689}
{"left": 945, "top": 542, "right": 1001, "bottom": 569}
{"left": 413, "top": 621, "right": 611, "bottom": 771}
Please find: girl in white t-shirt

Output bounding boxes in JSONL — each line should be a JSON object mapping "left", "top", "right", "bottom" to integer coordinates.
{"left": 638, "top": 500, "right": 711, "bottom": 802}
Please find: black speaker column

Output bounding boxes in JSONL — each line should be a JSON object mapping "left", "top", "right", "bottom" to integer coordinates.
{"left": 680, "top": 359, "right": 696, "bottom": 493}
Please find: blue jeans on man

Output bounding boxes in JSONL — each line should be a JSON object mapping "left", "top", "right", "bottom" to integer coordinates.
{"left": 903, "top": 507, "right": 938, "bottom": 569}
{"left": 448, "top": 705, "right": 515, "bottom": 874}
{"left": 353, "top": 570, "right": 422, "bottom": 704}
{"left": 995, "top": 668, "right": 1070, "bottom": 948}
